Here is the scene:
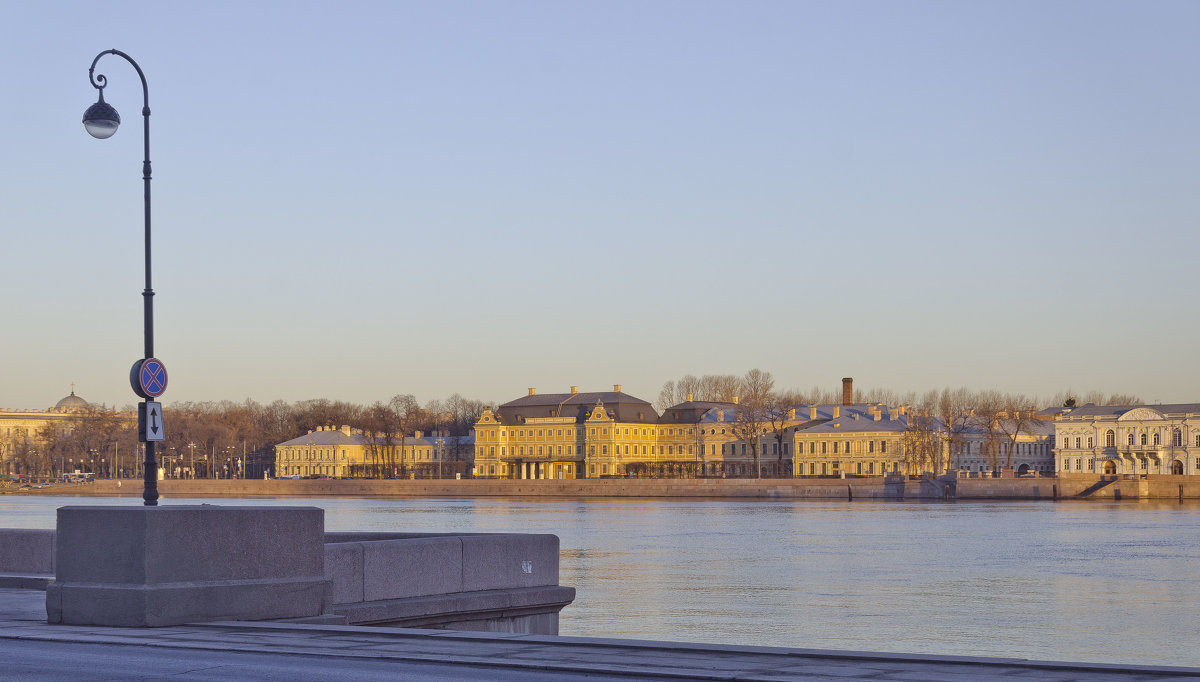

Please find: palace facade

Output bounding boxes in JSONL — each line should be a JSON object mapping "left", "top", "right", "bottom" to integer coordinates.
{"left": 1, "top": 388, "right": 98, "bottom": 476}
{"left": 274, "top": 425, "right": 473, "bottom": 479}
{"left": 1054, "top": 404, "right": 1200, "bottom": 476}
{"left": 472, "top": 384, "right": 937, "bottom": 479}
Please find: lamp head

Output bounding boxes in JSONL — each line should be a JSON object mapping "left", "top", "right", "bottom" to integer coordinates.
{"left": 82, "top": 90, "right": 120, "bottom": 139}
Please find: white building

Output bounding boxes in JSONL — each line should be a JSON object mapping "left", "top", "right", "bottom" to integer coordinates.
{"left": 1053, "top": 404, "right": 1200, "bottom": 475}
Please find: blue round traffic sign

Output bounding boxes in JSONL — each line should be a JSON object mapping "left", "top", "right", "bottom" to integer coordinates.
{"left": 131, "top": 357, "right": 168, "bottom": 399}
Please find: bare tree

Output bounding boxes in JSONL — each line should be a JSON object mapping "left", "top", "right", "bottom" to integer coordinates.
{"left": 996, "top": 394, "right": 1039, "bottom": 469}
{"left": 932, "top": 387, "right": 975, "bottom": 472}
{"left": 765, "top": 390, "right": 801, "bottom": 473}
{"left": 973, "top": 390, "right": 1006, "bottom": 473}
{"left": 731, "top": 369, "right": 775, "bottom": 478}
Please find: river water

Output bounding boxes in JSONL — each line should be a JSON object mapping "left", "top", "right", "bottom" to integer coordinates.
{"left": 3, "top": 495, "right": 1198, "bottom": 667}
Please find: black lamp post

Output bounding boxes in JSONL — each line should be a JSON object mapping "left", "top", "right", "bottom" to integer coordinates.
{"left": 83, "top": 49, "right": 160, "bottom": 506}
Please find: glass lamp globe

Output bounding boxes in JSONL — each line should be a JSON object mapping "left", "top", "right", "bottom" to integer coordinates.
{"left": 83, "top": 93, "right": 120, "bottom": 139}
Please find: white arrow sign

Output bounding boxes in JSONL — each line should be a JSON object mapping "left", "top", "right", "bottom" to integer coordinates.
{"left": 140, "top": 401, "right": 165, "bottom": 442}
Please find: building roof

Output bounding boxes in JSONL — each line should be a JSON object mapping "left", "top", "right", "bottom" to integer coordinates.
{"left": 659, "top": 401, "right": 738, "bottom": 424}
{"left": 496, "top": 390, "right": 658, "bottom": 424}
{"left": 799, "top": 412, "right": 910, "bottom": 434}
{"left": 1055, "top": 403, "right": 1200, "bottom": 419}
{"left": 277, "top": 428, "right": 473, "bottom": 448}
{"left": 277, "top": 429, "right": 366, "bottom": 447}
{"left": 53, "top": 389, "right": 89, "bottom": 413}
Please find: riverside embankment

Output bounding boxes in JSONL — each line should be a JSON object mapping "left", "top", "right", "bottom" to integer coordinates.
{"left": 17, "top": 473, "right": 1200, "bottom": 500}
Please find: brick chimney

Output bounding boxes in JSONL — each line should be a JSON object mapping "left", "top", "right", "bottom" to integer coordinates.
{"left": 842, "top": 377, "right": 853, "bottom": 406}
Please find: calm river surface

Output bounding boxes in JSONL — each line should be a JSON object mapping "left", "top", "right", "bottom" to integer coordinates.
{"left": 4, "top": 495, "right": 1199, "bottom": 667}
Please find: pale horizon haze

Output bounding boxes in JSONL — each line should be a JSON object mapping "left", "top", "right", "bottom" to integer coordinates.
{"left": 2, "top": 1, "right": 1197, "bottom": 411}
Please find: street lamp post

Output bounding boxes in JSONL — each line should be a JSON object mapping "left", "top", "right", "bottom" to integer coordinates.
{"left": 82, "top": 49, "right": 162, "bottom": 506}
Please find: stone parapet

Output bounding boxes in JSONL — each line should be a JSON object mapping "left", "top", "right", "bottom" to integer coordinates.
{"left": 46, "top": 506, "right": 329, "bottom": 627}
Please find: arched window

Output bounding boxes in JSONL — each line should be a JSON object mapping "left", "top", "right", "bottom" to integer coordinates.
{"left": 1140, "top": 433, "right": 1147, "bottom": 446}
{"left": 1106, "top": 430, "right": 1115, "bottom": 447}
{"left": 1152, "top": 432, "right": 1160, "bottom": 446}
{"left": 1172, "top": 429, "right": 1182, "bottom": 447}
{"left": 1128, "top": 432, "right": 1135, "bottom": 445}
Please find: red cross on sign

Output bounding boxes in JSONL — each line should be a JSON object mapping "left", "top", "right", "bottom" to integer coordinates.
{"left": 131, "top": 358, "right": 168, "bottom": 399}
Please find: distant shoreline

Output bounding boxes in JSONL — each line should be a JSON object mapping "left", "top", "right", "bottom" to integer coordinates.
{"left": 8, "top": 474, "right": 1200, "bottom": 501}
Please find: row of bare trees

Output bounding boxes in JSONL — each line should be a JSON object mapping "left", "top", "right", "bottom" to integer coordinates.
{"left": 3, "top": 394, "right": 488, "bottom": 481}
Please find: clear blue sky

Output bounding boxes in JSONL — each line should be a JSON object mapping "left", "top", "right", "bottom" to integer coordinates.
{"left": 2, "top": 1, "right": 1197, "bottom": 411}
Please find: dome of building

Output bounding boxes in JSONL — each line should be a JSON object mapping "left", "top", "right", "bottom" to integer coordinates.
{"left": 53, "top": 387, "right": 90, "bottom": 413}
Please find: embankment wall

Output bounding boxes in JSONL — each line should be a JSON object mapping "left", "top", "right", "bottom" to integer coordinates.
{"left": 29, "top": 475, "right": 1200, "bottom": 500}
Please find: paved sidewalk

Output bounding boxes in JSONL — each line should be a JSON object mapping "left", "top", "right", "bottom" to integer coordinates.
{"left": 0, "top": 589, "right": 1196, "bottom": 681}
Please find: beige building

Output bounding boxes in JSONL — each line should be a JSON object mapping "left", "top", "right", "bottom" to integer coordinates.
{"left": 275, "top": 425, "right": 473, "bottom": 479}
{"left": 1, "top": 388, "right": 97, "bottom": 476}
{"left": 1054, "top": 403, "right": 1200, "bottom": 475}
{"left": 954, "top": 418, "right": 1056, "bottom": 476}
{"left": 473, "top": 382, "right": 923, "bottom": 480}
{"left": 473, "top": 386, "right": 659, "bottom": 479}
{"left": 791, "top": 405, "right": 907, "bottom": 478}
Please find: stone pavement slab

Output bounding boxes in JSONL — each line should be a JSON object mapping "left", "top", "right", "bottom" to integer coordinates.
{"left": 0, "top": 589, "right": 1196, "bottom": 680}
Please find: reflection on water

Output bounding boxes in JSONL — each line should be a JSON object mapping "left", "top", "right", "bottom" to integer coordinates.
{"left": 3, "top": 495, "right": 1199, "bottom": 666}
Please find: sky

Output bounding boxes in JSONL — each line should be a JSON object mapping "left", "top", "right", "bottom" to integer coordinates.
{"left": 2, "top": 1, "right": 1197, "bottom": 412}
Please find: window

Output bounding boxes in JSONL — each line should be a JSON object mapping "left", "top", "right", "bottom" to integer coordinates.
{"left": 833, "top": 442, "right": 839, "bottom": 454}
{"left": 1128, "top": 433, "right": 1135, "bottom": 445}
{"left": 1141, "top": 433, "right": 1148, "bottom": 446}
{"left": 881, "top": 441, "right": 887, "bottom": 453}
{"left": 1153, "top": 432, "right": 1160, "bottom": 446}
{"left": 1088, "top": 436, "right": 1093, "bottom": 448}
{"left": 869, "top": 441, "right": 874, "bottom": 453}
{"left": 821, "top": 442, "right": 827, "bottom": 454}
{"left": 1172, "top": 429, "right": 1182, "bottom": 446}
{"left": 810, "top": 443, "right": 815, "bottom": 454}
{"left": 1106, "top": 430, "right": 1115, "bottom": 447}
{"left": 1075, "top": 437, "right": 1081, "bottom": 449}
